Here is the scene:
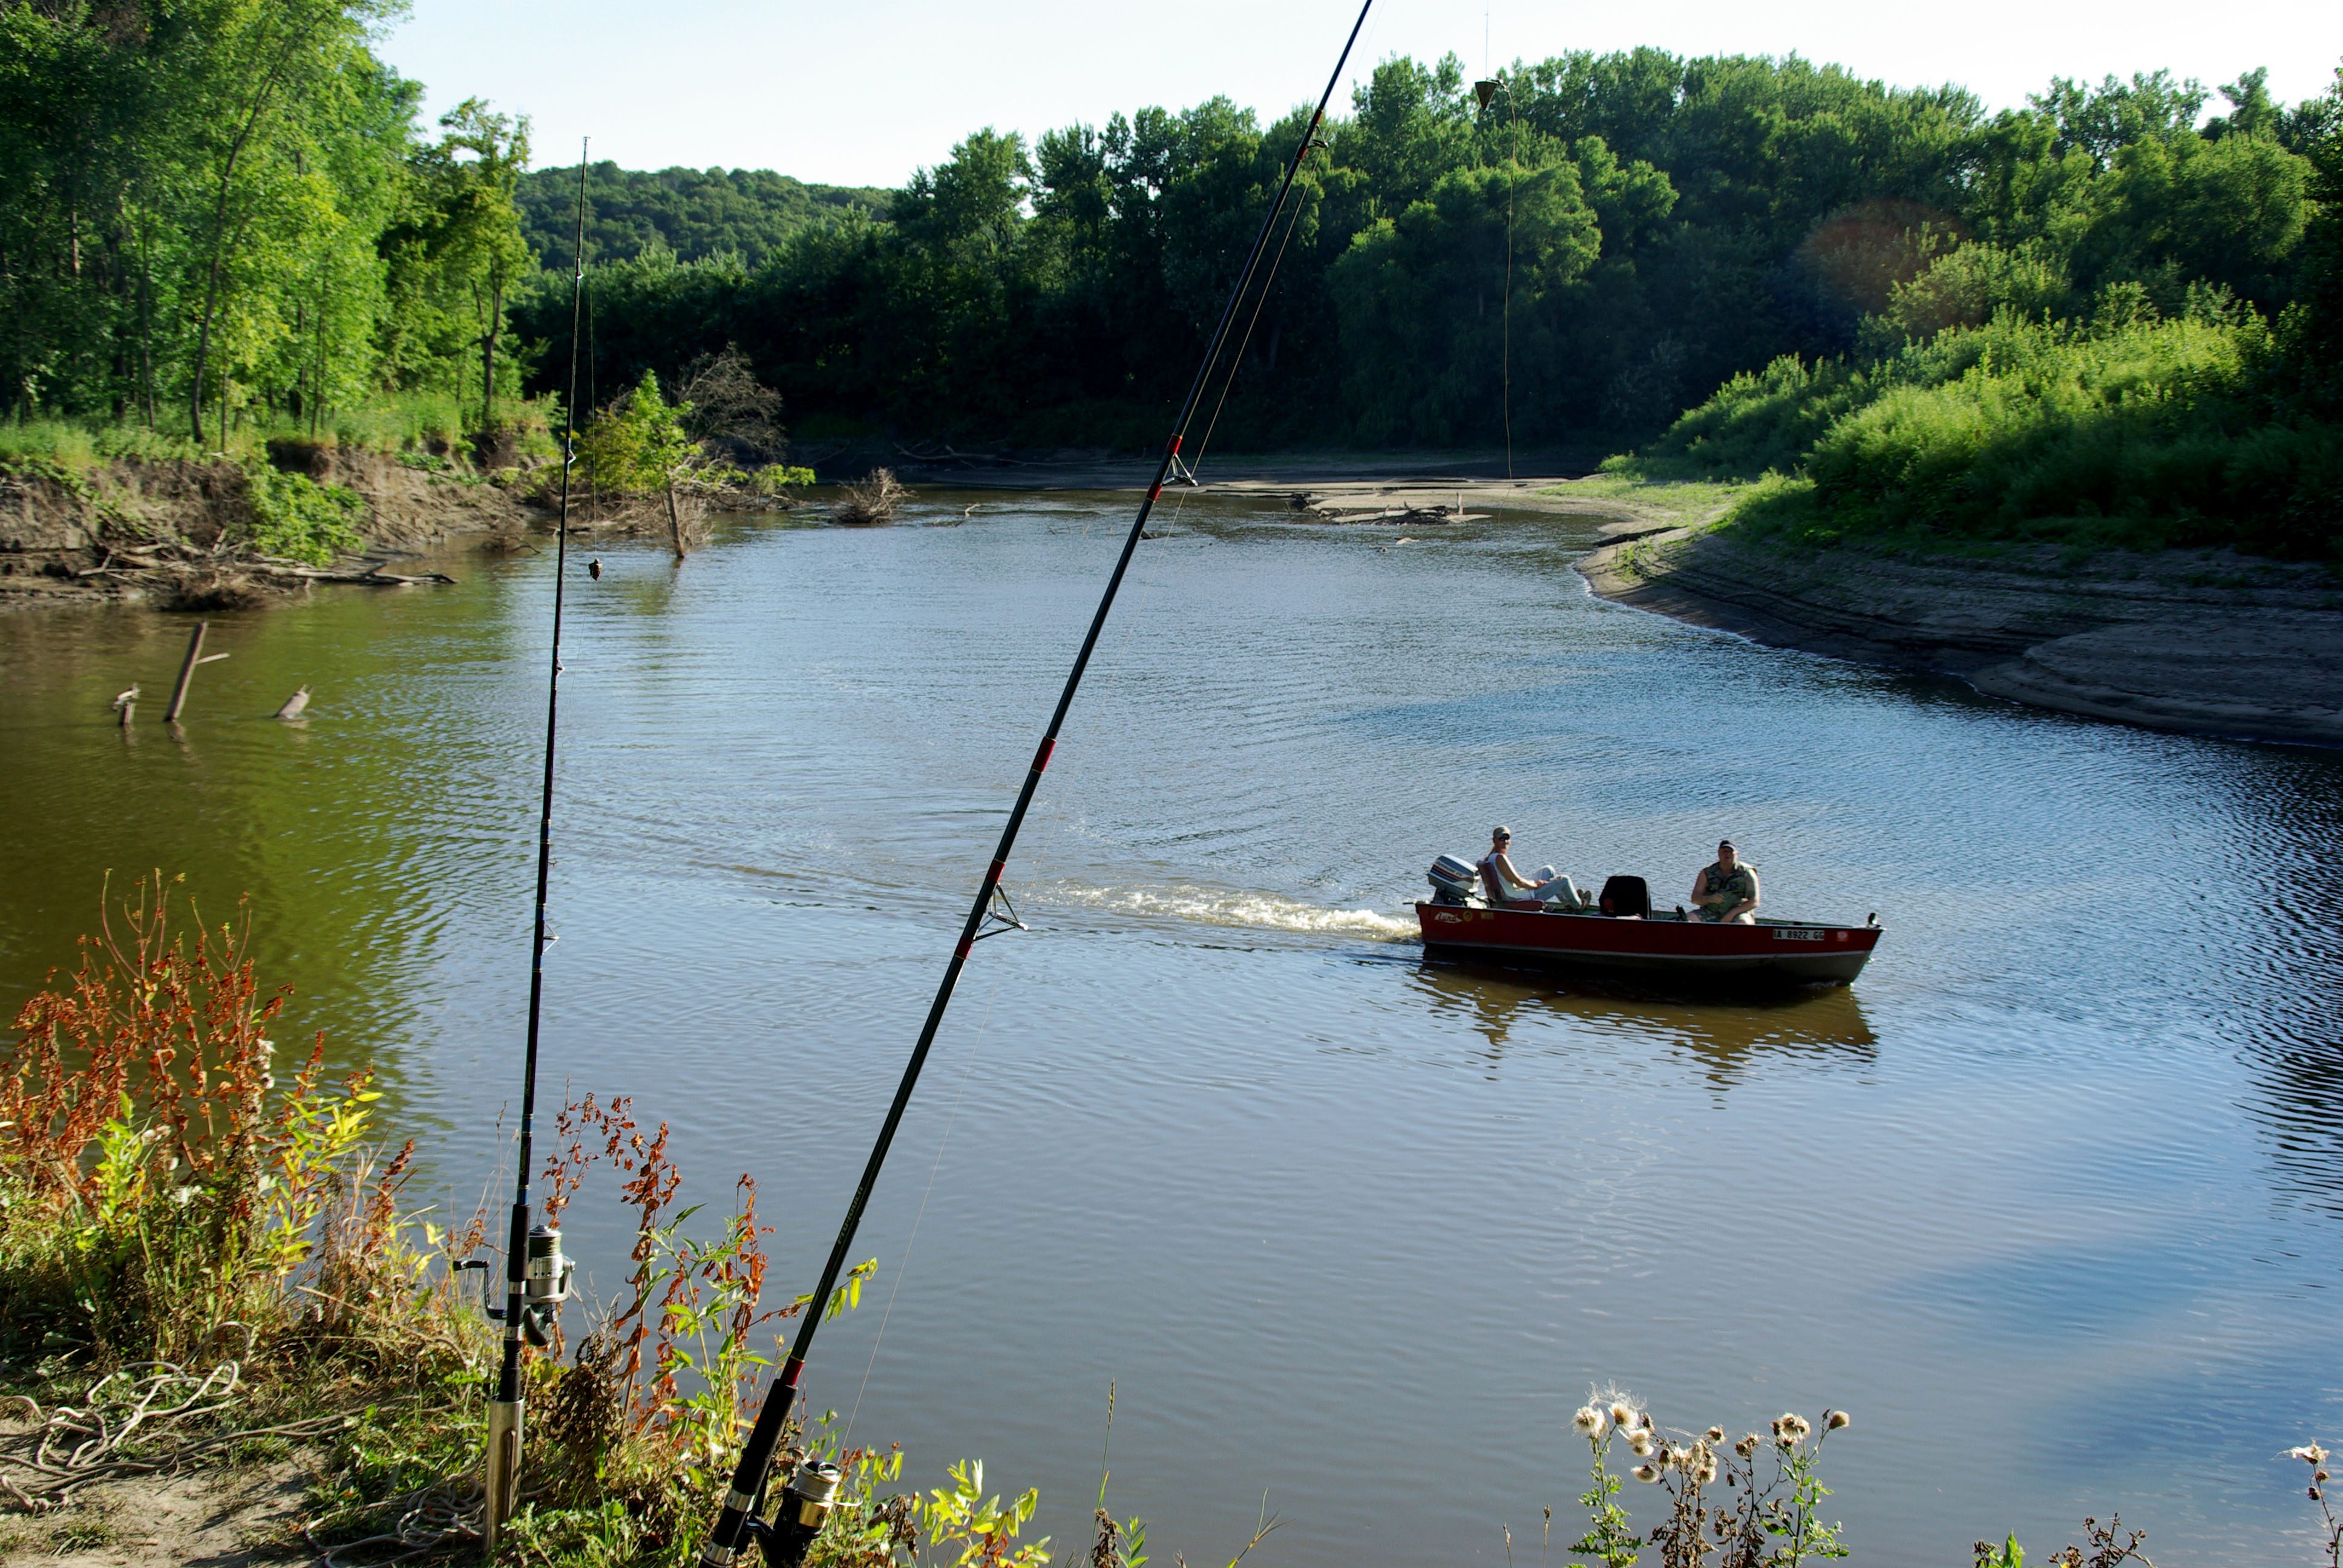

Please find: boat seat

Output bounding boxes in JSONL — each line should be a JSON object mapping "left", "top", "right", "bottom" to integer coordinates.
{"left": 1598, "top": 875, "right": 1651, "bottom": 918}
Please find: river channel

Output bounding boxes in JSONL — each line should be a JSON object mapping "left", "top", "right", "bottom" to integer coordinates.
{"left": 2, "top": 492, "right": 2339, "bottom": 1565}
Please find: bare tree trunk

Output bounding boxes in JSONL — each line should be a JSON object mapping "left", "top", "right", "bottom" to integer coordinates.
{"left": 664, "top": 475, "right": 686, "bottom": 558}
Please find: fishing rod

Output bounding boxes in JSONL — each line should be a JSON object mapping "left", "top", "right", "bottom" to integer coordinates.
{"left": 696, "top": 6, "right": 1375, "bottom": 1564}
{"left": 482, "top": 140, "right": 592, "bottom": 1557}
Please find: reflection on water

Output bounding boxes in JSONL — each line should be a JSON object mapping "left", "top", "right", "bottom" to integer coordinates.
{"left": 2, "top": 492, "right": 2341, "bottom": 1568}
{"left": 1407, "top": 960, "right": 1878, "bottom": 1082}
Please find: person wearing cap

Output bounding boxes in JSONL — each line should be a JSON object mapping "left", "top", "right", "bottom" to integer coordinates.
{"left": 1689, "top": 840, "right": 1760, "bottom": 923}
{"left": 1478, "top": 826, "right": 1582, "bottom": 908}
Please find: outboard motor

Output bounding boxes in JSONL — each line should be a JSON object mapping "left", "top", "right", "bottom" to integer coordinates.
{"left": 1427, "top": 854, "right": 1480, "bottom": 905}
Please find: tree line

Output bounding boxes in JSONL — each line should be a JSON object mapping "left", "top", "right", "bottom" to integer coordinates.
{"left": 514, "top": 51, "right": 2342, "bottom": 452}
{"left": 513, "top": 163, "right": 888, "bottom": 271}
{"left": 7, "top": 5, "right": 2338, "bottom": 484}
{"left": 1, "top": 0, "right": 532, "bottom": 446}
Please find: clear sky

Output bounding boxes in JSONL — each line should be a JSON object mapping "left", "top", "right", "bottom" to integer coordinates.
{"left": 376, "top": 0, "right": 2342, "bottom": 188}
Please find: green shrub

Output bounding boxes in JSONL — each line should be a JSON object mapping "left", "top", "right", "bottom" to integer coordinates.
{"left": 1621, "top": 256, "right": 2343, "bottom": 561}
{"left": 242, "top": 462, "right": 365, "bottom": 564}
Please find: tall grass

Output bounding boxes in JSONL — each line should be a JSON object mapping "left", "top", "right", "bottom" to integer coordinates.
{"left": 0, "top": 392, "right": 562, "bottom": 474}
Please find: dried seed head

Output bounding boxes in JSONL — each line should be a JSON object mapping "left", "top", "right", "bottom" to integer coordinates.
{"left": 1629, "top": 1432, "right": 1656, "bottom": 1457}
{"left": 1696, "top": 1459, "right": 1718, "bottom": 1486}
{"left": 1632, "top": 1465, "right": 1661, "bottom": 1484}
{"left": 1778, "top": 1413, "right": 1811, "bottom": 1442}
{"left": 1639, "top": 1412, "right": 1656, "bottom": 1431}
{"left": 2292, "top": 1444, "right": 2330, "bottom": 1466}
{"left": 1826, "top": 1410, "right": 1850, "bottom": 1431}
{"left": 1611, "top": 1402, "right": 1636, "bottom": 1428}
{"left": 1666, "top": 1444, "right": 1693, "bottom": 1469}
{"left": 1574, "top": 1406, "right": 1608, "bottom": 1438}
{"left": 1705, "top": 1427, "right": 1725, "bottom": 1442}
{"left": 1736, "top": 1434, "right": 1760, "bottom": 1458}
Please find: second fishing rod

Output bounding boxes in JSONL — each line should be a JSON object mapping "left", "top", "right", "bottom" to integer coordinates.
{"left": 696, "top": 4, "right": 1376, "bottom": 1564}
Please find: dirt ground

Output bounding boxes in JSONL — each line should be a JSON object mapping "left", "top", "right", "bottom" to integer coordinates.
{"left": 1578, "top": 516, "right": 2343, "bottom": 747}
{"left": 0, "top": 1460, "right": 310, "bottom": 1567}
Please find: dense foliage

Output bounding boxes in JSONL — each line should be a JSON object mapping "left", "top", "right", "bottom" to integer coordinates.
{"left": 514, "top": 161, "right": 890, "bottom": 268}
{"left": 515, "top": 53, "right": 2342, "bottom": 461}
{"left": 1, "top": 0, "right": 533, "bottom": 446}
{"left": 1622, "top": 65, "right": 2343, "bottom": 559}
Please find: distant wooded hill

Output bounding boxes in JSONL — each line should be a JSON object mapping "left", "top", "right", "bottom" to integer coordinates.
{"left": 516, "top": 162, "right": 893, "bottom": 267}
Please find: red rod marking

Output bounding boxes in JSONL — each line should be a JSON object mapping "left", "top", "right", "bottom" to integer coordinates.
{"left": 1035, "top": 739, "right": 1056, "bottom": 773}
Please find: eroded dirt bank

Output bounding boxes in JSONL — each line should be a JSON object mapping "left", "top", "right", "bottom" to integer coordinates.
{"left": 0, "top": 450, "right": 539, "bottom": 612}
{"left": 1578, "top": 518, "right": 2343, "bottom": 748}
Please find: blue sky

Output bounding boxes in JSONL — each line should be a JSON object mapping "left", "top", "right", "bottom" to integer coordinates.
{"left": 377, "top": 0, "right": 2342, "bottom": 187}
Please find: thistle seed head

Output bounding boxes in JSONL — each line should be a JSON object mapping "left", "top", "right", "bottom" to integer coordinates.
{"left": 1610, "top": 1402, "right": 1636, "bottom": 1428}
{"left": 1705, "top": 1427, "right": 1725, "bottom": 1442}
{"left": 2292, "top": 1443, "right": 2330, "bottom": 1466}
{"left": 1574, "top": 1405, "right": 1608, "bottom": 1438}
{"left": 1628, "top": 1432, "right": 1656, "bottom": 1457}
{"left": 1632, "top": 1465, "right": 1661, "bottom": 1483}
{"left": 1826, "top": 1410, "right": 1850, "bottom": 1431}
{"left": 1736, "top": 1434, "right": 1760, "bottom": 1458}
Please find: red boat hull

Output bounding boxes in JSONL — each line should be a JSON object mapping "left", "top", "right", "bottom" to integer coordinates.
{"left": 1416, "top": 903, "right": 1881, "bottom": 986}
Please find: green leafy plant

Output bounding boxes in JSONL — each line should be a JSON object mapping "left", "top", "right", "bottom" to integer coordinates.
{"left": 241, "top": 460, "right": 364, "bottom": 564}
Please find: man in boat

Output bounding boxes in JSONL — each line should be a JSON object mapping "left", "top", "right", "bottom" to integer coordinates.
{"left": 1480, "top": 826, "right": 1581, "bottom": 907}
{"left": 1689, "top": 840, "right": 1760, "bottom": 923}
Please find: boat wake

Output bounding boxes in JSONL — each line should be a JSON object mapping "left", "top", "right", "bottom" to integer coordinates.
{"left": 1044, "top": 880, "right": 1415, "bottom": 942}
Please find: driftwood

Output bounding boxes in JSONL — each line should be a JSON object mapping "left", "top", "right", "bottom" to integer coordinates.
{"left": 834, "top": 468, "right": 909, "bottom": 525}
{"left": 275, "top": 686, "right": 311, "bottom": 720}
{"left": 252, "top": 563, "right": 456, "bottom": 586}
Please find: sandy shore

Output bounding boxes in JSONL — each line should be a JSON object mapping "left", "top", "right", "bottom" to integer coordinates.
{"left": 1575, "top": 506, "right": 2343, "bottom": 749}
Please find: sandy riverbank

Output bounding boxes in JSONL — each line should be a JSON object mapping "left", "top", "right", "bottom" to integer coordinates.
{"left": 1573, "top": 496, "right": 2343, "bottom": 749}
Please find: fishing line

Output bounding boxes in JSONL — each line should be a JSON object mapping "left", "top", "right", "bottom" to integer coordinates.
{"left": 1153, "top": 186, "right": 1309, "bottom": 542}
{"left": 1503, "top": 71, "right": 1517, "bottom": 482}
{"left": 695, "top": 10, "right": 1380, "bottom": 1564}
{"left": 1184, "top": 172, "right": 1316, "bottom": 485}
{"left": 838, "top": 958, "right": 1006, "bottom": 1449}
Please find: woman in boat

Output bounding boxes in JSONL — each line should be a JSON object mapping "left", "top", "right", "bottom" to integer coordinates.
{"left": 1480, "top": 826, "right": 1581, "bottom": 907}
{"left": 1690, "top": 840, "right": 1760, "bottom": 923}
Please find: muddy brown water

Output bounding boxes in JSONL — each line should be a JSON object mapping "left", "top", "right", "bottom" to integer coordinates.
{"left": 3, "top": 492, "right": 2340, "bottom": 1565}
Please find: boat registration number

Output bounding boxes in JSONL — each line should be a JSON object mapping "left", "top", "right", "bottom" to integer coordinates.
{"left": 1773, "top": 928, "right": 1825, "bottom": 941}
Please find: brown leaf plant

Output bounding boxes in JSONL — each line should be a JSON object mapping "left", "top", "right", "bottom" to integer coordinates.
{"left": 1568, "top": 1391, "right": 1850, "bottom": 1568}
{"left": 525, "top": 1091, "right": 880, "bottom": 1553}
{"left": 0, "top": 872, "right": 433, "bottom": 1371}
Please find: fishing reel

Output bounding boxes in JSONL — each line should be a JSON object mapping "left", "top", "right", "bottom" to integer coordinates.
{"left": 520, "top": 1224, "right": 575, "bottom": 1345}
{"left": 743, "top": 1457, "right": 843, "bottom": 1568}
{"left": 464, "top": 1224, "right": 575, "bottom": 1345}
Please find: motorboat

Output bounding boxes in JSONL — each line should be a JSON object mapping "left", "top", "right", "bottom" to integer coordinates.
{"left": 1416, "top": 855, "right": 1881, "bottom": 987}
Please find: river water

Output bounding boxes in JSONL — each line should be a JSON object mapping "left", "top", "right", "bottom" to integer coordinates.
{"left": 3, "top": 493, "right": 2339, "bottom": 1566}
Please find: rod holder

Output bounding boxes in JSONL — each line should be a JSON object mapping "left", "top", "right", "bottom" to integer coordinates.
{"left": 483, "top": 1397, "right": 522, "bottom": 1553}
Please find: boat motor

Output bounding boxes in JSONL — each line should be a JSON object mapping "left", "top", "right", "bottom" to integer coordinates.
{"left": 1427, "top": 854, "right": 1480, "bottom": 904}
{"left": 746, "top": 1458, "right": 843, "bottom": 1568}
